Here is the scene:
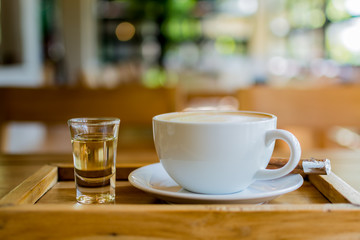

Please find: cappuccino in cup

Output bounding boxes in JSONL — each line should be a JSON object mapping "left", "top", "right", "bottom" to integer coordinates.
{"left": 162, "top": 112, "right": 269, "bottom": 123}
{"left": 153, "top": 111, "right": 301, "bottom": 195}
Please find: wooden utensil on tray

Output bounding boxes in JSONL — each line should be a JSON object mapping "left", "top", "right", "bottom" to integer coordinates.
{"left": 268, "top": 157, "right": 331, "bottom": 175}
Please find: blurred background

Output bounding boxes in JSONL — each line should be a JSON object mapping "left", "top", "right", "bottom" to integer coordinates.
{"left": 1, "top": 0, "right": 360, "bottom": 153}
{"left": 2, "top": 0, "right": 360, "bottom": 89}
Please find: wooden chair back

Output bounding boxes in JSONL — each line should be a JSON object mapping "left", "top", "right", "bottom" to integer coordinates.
{"left": 237, "top": 86, "right": 360, "bottom": 149}
{"left": 0, "top": 85, "right": 179, "bottom": 153}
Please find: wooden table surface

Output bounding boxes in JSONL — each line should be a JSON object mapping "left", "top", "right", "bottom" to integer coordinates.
{"left": 1, "top": 148, "right": 360, "bottom": 199}
{"left": 0, "top": 149, "right": 159, "bottom": 199}
{"left": 1, "top": 148, "right": 360, "bottom": 239}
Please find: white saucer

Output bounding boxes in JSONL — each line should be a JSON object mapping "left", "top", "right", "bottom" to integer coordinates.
{"left": 128, "top": 163, "right": 303, "bottom": 204}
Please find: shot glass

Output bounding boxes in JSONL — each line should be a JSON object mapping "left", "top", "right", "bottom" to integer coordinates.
{"left": 68, "top": 118, "right": 120, "bottom": 204}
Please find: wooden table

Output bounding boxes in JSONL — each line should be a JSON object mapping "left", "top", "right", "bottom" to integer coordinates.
{"left": 2, "top": 148, "right": 360, "bottom": 198}
{"left": 0, "top": 150, "right": 158, "bottom": 199}
{"left": 1, "top": 148, "right": 360, "bottom": 239}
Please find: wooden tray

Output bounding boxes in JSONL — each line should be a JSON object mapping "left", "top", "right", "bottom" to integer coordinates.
{"left": 1, "top": 163, "right": 360, "bottom": 239}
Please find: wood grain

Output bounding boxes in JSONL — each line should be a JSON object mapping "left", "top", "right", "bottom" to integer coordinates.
{"left": 1, "top": 159, "right": 360, "bottom": 239}
{"left": 34, "top": 180, "right": 329, "bottom": 205}
{"left": 0, "top": 165, "right": 57, "bottom": 206}
{"left": 0, "top": 164, "right": 338, "bottom": 207}
{"left": 309, "top": 172, "right": 360, "bottom": 205}
{"left": 1, "top": 204, "right": 360, "bottom": 240}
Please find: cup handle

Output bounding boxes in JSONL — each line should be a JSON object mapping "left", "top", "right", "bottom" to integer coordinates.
{"left": 254, "top": 129, "right": 301, "bottom": 180}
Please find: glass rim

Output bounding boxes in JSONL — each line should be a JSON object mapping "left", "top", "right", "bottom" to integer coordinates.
{"left": 68, "top": 117, "right": 120, "bottom": 126}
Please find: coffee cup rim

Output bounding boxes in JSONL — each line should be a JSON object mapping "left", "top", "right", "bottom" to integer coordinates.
{"left": 153, "top": 111, "right": 276, "bottom": 124}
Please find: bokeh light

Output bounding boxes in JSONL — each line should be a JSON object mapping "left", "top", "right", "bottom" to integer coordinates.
{"left": 215, "top": 36, "right": 236, "bottom": 54}
{"left": 270, "top": 17, "right": 290, "bottom": 37}
{"left": 115, "top": 22, "right": 136, "bottom": 41}
{"left": 326, "top": 18, "right": 360, "bottom": 65}
{"left": 345, "top": 0, "right": 360, "bottom": 16}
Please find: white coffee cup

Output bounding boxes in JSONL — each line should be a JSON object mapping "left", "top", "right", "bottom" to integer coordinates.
{"left": 152, "top": 111, "right": 301, "bottom": 194}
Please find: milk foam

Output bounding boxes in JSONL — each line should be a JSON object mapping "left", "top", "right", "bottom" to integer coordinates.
{"left": 168, "top": 114, "right": 268, "bottom": 123}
